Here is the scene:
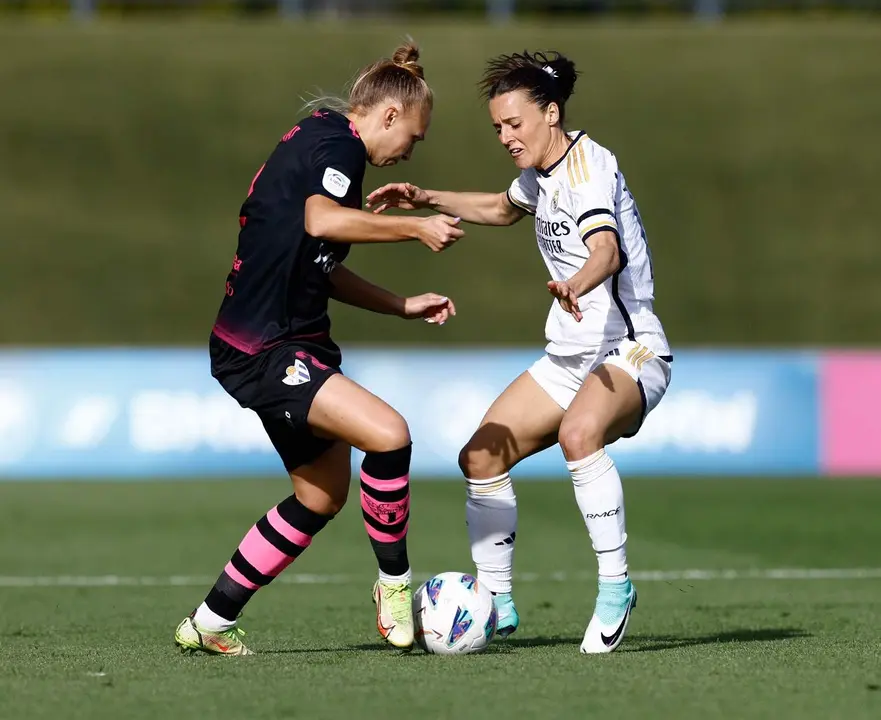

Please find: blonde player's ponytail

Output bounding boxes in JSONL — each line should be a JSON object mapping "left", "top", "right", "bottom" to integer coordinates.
{"left": 348, "top": 40, "right": 432, "bottom": 112}
{"left": 303, "top": 40, "right": 432, "bottom": 115}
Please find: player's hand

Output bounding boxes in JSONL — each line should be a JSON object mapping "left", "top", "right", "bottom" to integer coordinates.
{"left": 366, "top": 182, "right": 430, "bottom": 214}
{"left": 547, "top": 280, "right": 583, "bottom": 322}
{"left": 416, "top": 215, "right": 464, "bottom": 252}
{"left": 402, "top": 293, "right": 457, "bottom": 324}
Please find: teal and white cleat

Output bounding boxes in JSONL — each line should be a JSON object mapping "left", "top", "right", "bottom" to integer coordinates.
{"left": 492, "top": 592, "right": 520, "bottom": 639}
{"left": 580, "top": 577, "right": 637, "bottom": 654}
{"left": 174, "top": 614, "right": 252, "bottom": 656}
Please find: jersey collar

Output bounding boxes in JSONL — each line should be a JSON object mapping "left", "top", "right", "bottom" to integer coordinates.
{"left": 318, "top": 108, "right": 350, "bottom": 127}
{"left": 536, "top": 130, "right": 585, "bottom": 177}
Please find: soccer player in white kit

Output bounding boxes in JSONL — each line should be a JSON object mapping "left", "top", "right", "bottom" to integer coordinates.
{"left": 367, "top": 50, "right": 672, "bottom": 654}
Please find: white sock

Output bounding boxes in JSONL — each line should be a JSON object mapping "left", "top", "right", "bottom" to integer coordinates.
{"left": 465, "top": 473, "right": 517, "bottom": 594}
{"left": 193, "top": 602, "right": 237, "bottom": 632}
{"left": 379, "top": 568, "right": 412, "bottom": 585}
{"left": 567, "top": 450, "right": 628, "bottom": 580}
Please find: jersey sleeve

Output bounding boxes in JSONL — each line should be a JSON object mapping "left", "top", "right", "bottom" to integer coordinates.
{"left": 566, "top": 151, "right": 619, "bottom": 242}
{"left": 506, "top": 169, "right": 539, "bottom": 215}
{"left": 307, "top": 133, "right": 366, "bottom": 207}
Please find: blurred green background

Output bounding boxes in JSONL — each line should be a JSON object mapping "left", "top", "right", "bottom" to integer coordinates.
{"left": 2, "top": 19, "right": 880, "bottom": 347}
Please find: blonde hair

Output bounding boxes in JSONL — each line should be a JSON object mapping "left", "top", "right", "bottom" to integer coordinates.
{"left": 302, "top": 40, "right": 432, "bottom": 115}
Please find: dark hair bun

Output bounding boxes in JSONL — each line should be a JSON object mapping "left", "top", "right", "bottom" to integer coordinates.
{"left": 535, "top": 51, "right": 578, "bottom": 103}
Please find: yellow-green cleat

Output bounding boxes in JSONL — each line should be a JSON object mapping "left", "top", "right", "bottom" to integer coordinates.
{"left": 174, "top": 614, "right": 252, "bottom": 656}
{"left": 372, "top": 580, "right": 414, "bottom": 651}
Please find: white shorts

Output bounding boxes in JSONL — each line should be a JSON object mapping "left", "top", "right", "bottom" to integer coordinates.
{"left": 527, "top": 337, "right": 673, "bottom": 438}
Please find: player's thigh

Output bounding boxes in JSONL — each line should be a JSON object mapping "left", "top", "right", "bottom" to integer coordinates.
{"left": 260, "top": 410, "right": 336, "bottom": 478}
{"left": 558, "top": 342, "right": 672, "bottom": 459}
{"left": 288, "top": 440, "right": 352, "bottom": 516}
{"left": 557, "top": 364, "right": 643, "bottom": 461}
{"left": 307, "top": 373, "right": 410, "bottom": 453}
{"left": 459, "top": 369, "right": 565, "bottom": 479}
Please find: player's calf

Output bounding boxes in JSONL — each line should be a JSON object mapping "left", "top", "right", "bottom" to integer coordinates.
{"left": 177, "top": 494, "right": 335, "bottom": 653}
{"left": 463, "top": 472, "right": 518, "bottom": 598}
{"left": 566, "top": 449, "right": 628, "bottom": 581}
{"left": 361, "top": 443, "right": 414, "bottom": 648}
{"left": 461, "top": 445, "right": 520, "bottom": 638}
{"left": 361, "top": 444, "right": 412, "bottom": 580}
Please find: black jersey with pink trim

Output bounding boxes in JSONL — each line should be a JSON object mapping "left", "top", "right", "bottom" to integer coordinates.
{"left": 212, "top": 109, "right": 366, "bottom": 356}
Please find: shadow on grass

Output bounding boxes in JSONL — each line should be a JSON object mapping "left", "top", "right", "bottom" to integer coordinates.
{"left": 257, "top": 627, "right": 811, "bottom": 655}
{"left": 259, "top": 643, "right": 388, "bottom": 655}
{"left": 484, "top": 636, "right": 581, "bottom": 652}
{"left": 259, "top": 637, "right": 579, "bottom": 655}
{"left": 481, "top": 627, "right": 811, "bottom": 654}
{"left": 624, "top": 627, "right": 812, "bottom": 653}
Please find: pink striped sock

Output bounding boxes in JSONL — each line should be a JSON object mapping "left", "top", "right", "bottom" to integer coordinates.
{"left": 360, "top": 445, "right": 412, "bottom": 577}
{"left": 199, "top": 495, "right": 332, "bottom": 624}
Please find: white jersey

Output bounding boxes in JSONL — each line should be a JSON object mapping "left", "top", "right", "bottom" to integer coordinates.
{"left": 507, "top": 132, "right": 670, "bottom": 357}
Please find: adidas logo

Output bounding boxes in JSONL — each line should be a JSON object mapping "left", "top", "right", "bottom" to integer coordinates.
{"left": 494, "top": 532, "right": 516, "bottom": 547}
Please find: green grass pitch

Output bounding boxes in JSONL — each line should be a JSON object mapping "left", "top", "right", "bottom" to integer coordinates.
{"left": 1, "top": 477, "right": 880, "bottom": 719}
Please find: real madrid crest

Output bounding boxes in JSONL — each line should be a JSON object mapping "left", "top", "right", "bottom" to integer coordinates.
{"left": 550, "top": 188, "right": 559, "bottom": 213}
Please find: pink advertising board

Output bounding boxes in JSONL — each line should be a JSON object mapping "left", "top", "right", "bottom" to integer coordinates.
{"left": 821, "top": 352, "right": 881, "bottom": 475}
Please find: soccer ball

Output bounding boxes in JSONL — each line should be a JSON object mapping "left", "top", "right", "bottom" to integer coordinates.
{"left": 413, "top": 571, "right": 498, "bottom": 655}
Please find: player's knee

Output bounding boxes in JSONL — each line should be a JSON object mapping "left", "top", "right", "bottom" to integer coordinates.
{"left": 324, "top": 484, "right": 351, "bottom": 515}
{"left": 325, "top": 494, "right": 348, "bottom": 516}
{"left": 558, "top": 414, "right": 605, "bottom": 461}
{"left": 458, "top": 442, "right": 505, "bottom": 480}
{"left": 365, "top": 411, "right": 411, "bottom": 453}
{"left": 315, "top": 495, "right": 348, "bottom": 517}
{"left": 296, "top": 488, "right": 348, "bottom": 517}
{"left": 457, "top": 444, "right": 476, "bottom": 477}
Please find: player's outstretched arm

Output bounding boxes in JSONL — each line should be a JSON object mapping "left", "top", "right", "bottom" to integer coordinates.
{"left": 366, "top": 183, "right": 524, "bottom": 227}
{"left": 329, "top": 264, "right": 456, "bottom": 324}
{"left": 547, "top": 230, "right": 621, "bottom": 322}
{"left": 305, "top": 195, "right": 464, "bottom": 252}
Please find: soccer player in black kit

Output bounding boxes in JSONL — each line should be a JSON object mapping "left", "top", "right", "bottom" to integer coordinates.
{"left": 174, "top": 42, "right": 463, "bottom": 655}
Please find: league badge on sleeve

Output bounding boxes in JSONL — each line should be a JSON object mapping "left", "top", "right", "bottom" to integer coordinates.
{"left": 322, "top": 167, "right": 351, "bottom": 198}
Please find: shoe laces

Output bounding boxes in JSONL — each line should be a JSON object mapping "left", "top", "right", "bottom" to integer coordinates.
{"left": 198, "top": 619, "right": 246, "bottom": 643}
{"left": 380, "top": 582, "right": 412, "bottom": 624}
{"left": 220, "top": 626, "right": 246, "bottom": 641}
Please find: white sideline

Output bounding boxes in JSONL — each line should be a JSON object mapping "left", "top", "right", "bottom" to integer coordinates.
{"left": 2, "top": 568, "right": 881, "bottom": 588}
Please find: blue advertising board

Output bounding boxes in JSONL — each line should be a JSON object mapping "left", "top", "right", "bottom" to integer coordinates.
{"left": 0, "top": 348, "right": 819, "bottom": 479}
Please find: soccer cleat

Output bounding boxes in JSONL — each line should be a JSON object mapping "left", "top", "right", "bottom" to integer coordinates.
{"left": 372, "top": 580, "right": 414, "bottom": 650}
{"left": 492, "top": 592, "right": 520, "bottom": 639}
{"left": 174, "top": 614, "right": 252, "bottom": 656}
{"left": 580, "top": 577, "right": 637, "bottom": 654}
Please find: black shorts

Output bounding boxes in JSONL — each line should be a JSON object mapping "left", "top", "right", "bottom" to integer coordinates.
{"left": 209, "top": 334, "right": 342, "bottom": 472}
